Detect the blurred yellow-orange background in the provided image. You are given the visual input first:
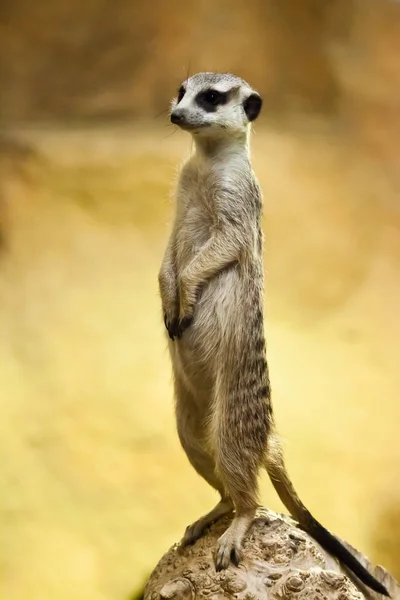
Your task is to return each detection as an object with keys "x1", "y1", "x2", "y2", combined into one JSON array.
[{"x1": 1, "y1": 1, "x2": 400, "y2": 599}]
